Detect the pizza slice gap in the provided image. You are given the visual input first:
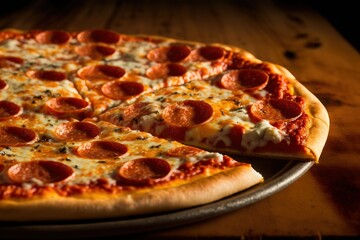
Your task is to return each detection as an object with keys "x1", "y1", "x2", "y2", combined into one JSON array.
[
  {"x1": 0, "y1": 120, "x2": 262, "y2": 221},
  {"x1": 99, "y1": 67, "x2": 329, "y2": 162}
]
